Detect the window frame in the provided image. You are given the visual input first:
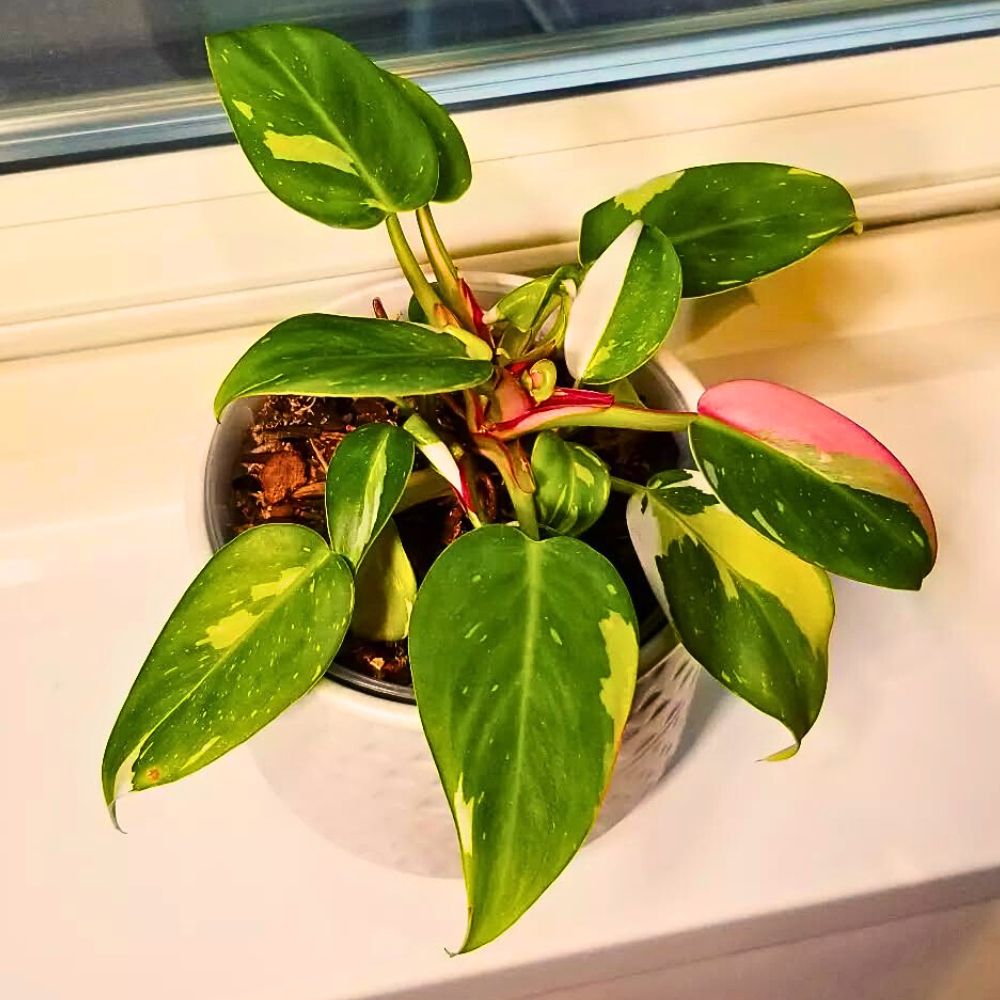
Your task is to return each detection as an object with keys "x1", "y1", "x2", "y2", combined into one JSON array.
[{"x1": 0, "y1": 34, "x2": 998, "y2": 360}]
